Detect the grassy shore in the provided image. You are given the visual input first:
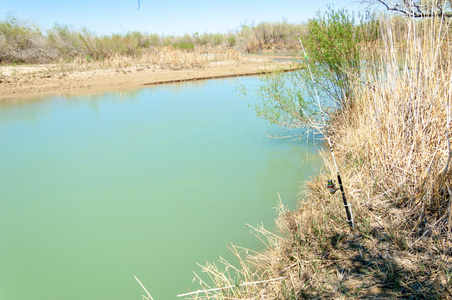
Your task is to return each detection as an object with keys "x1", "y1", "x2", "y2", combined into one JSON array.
[
  {"x1": 0, "y1": 17, "x2": 305, "y2": 99},
  {"x1": 185, "y1": 14, "x2": 452, "y2": 300},
  {"x1": 0, "y1": 53, "x2": 301, "y2": 99}
]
